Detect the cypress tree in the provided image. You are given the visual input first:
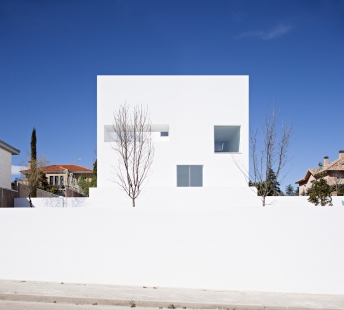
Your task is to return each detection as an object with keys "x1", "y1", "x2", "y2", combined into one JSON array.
[
  {"x1": 30, "y1": 128, "x2": 37, "y2": 199},
  {"x1": 31, "y1": 128, "x2": 37, "y2": 162},
  {"x1": 91, "y1": 159, "x2": 97, "y2": 188},
  {"x1": 93, "y1": 159, "x2": 97, "y2": 175}
]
